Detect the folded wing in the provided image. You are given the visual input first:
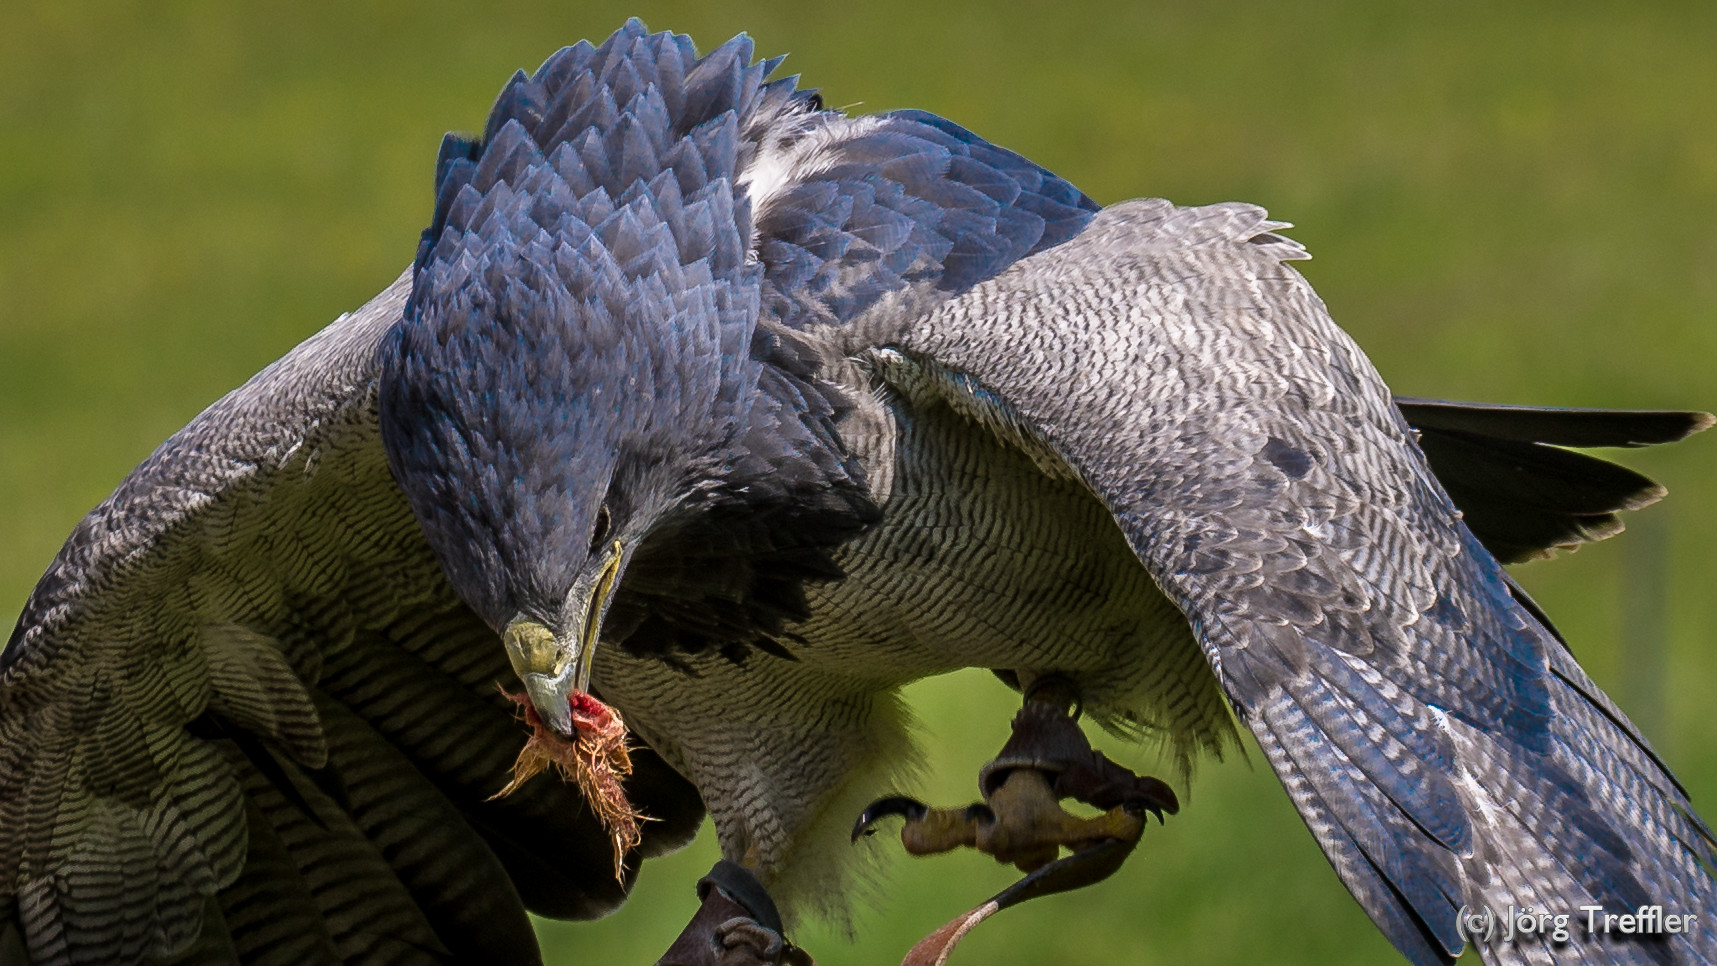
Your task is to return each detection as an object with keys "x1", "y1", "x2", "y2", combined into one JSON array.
[{"x1": 0, "y1": 276, "x2": 703, "y2": 966}]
